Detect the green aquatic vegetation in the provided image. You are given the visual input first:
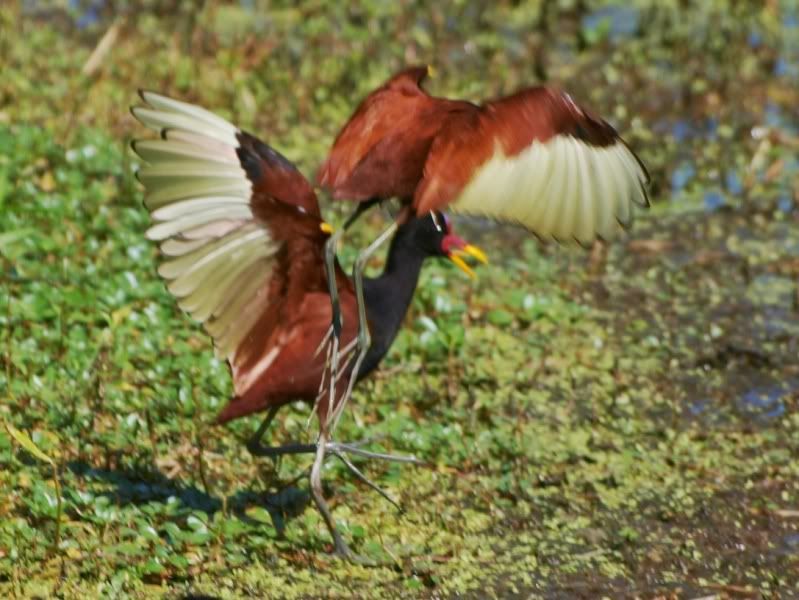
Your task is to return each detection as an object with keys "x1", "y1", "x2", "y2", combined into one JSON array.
[{"x1": 2, "y1": 0, "x2": 799, "y2": 597}]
